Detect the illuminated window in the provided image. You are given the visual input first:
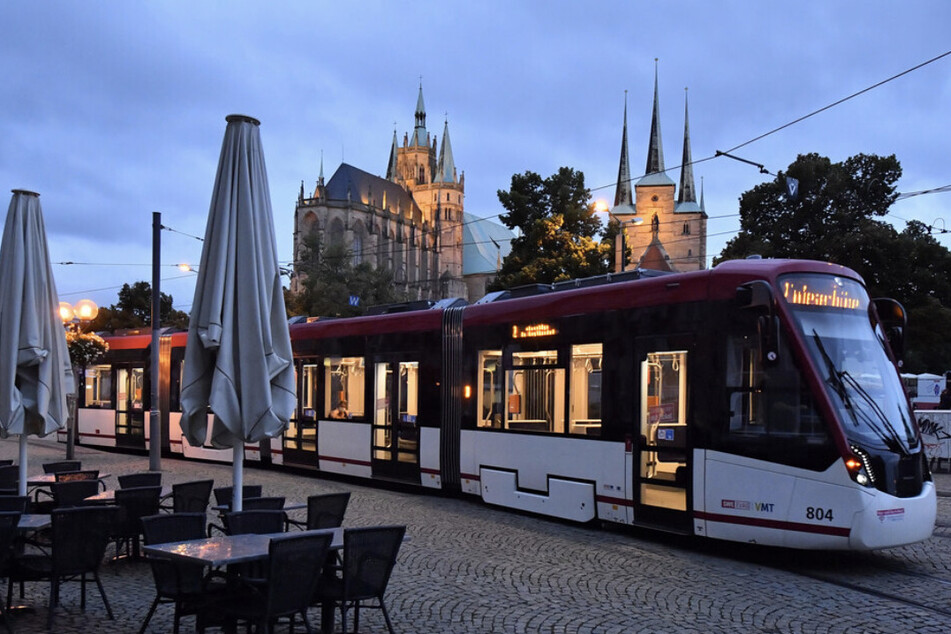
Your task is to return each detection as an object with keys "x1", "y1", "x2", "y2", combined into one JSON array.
[
  {"x1": 324, "y1": 357, "x2": 365, "y2": 419},
  {"x1": 569, "y1": 344, "x2": 602, "y2": 436},
  {"x1": 84, "y1": 364, "x2": 112, "y2": 408},
  {"x1": 478, "y1": 350, "x2": 503, "y2": 428},
  {"x1": 506, "y1": 349, "x2": 564, "y2": 433}
]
